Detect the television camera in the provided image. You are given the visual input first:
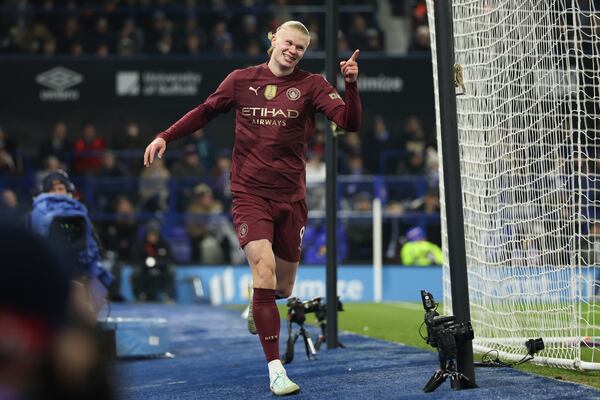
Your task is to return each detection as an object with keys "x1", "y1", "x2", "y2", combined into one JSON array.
[
  {"x1": 420, "y1": 290, "x2": 476, "y2": 392},
  {"x1": 282, "y1": 296, "x2": 344, "y2": 364}
]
